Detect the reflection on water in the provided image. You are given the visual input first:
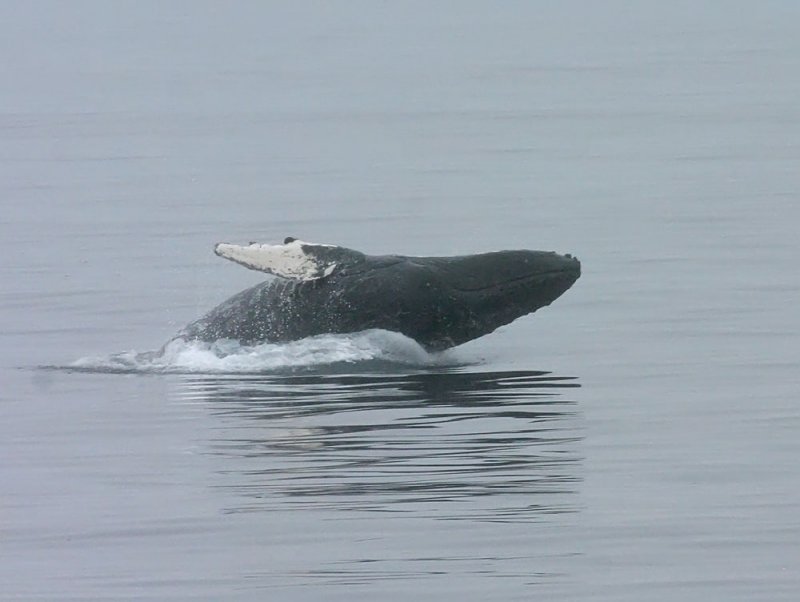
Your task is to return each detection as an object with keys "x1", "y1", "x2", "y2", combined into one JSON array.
[{"x1": 177, "y1": 369, "x2": 582, "y2": 523}]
